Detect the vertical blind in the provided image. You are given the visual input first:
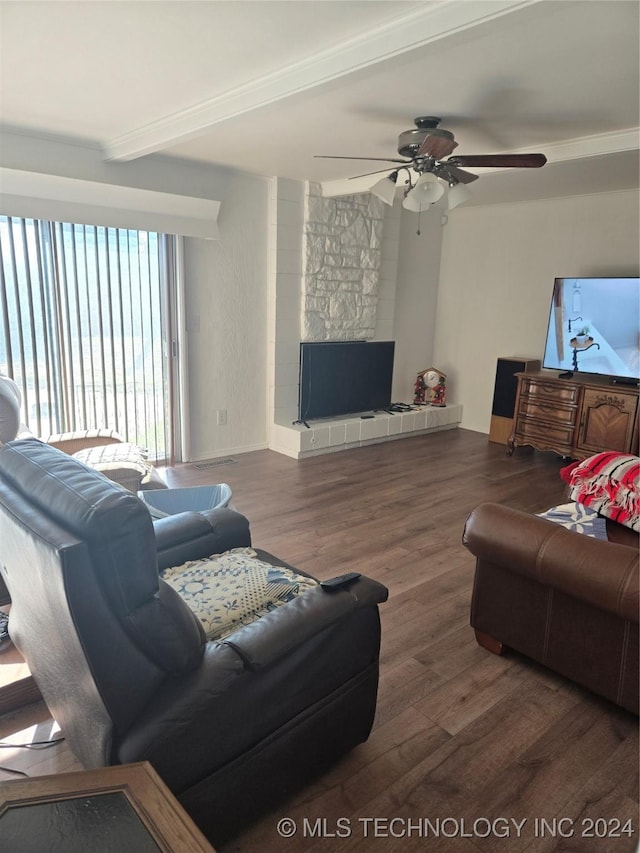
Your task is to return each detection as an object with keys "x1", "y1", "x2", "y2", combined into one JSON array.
[{"x1": 0, "y1": 216, "x2": 172, "y2": 461}]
